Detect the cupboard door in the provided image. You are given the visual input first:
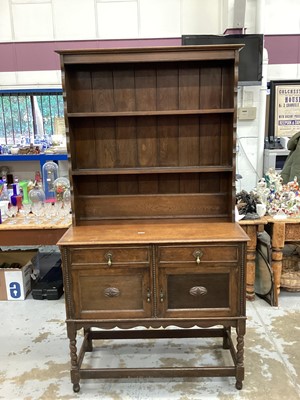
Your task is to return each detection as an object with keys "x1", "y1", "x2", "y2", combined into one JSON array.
[
  {"x1": 157, "y1": 265, "x2": 239, "y2": 318},
  {"x1": 71, "y1": 265, "x2": 152, "y2": 319}
]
